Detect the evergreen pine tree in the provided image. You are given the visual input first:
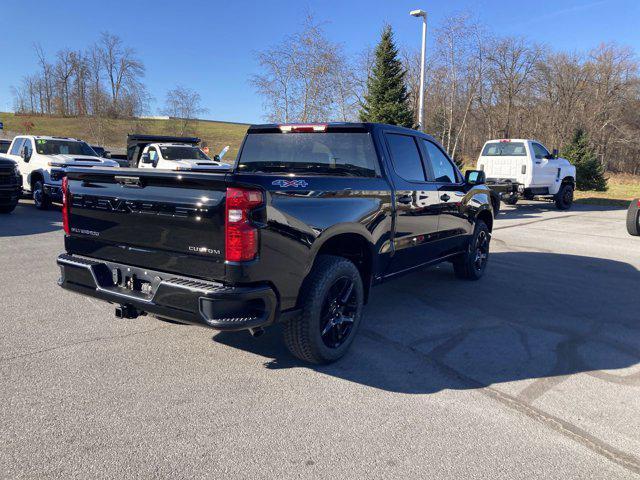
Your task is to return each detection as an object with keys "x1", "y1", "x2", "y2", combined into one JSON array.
[
  {"x1": 561, "y1": 129, "x2": 608, "y2": 191},
  {"x1": 360, "y1": 25, "x2": 414, "y2": 128}
]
